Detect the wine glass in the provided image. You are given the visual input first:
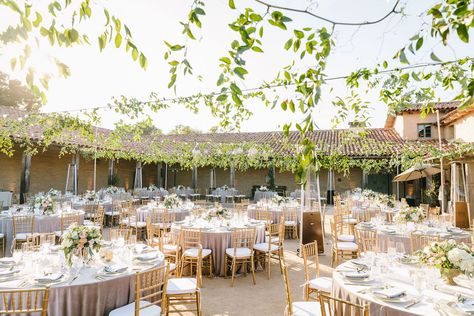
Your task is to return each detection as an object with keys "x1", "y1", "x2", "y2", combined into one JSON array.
[{"x1": 396, "y1": 242, "x2": 405, "y2": 257}]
